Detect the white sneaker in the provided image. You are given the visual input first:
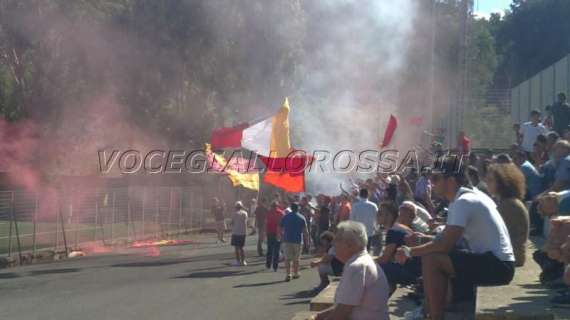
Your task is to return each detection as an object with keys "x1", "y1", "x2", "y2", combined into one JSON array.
[{"x1": 241, "y1": 260, "x2": 248, "y2": 266}]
